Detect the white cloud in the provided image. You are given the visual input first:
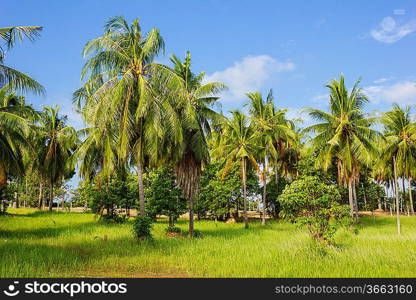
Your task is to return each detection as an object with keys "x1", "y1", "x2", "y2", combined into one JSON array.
[
  {"x1": 373, "y1": 77, "x2": 394, "y2": 84},
  {"x1": 311, "y1": 93, "x2": 328, "y2": 104},
  {"x1": 371, "y1": 16, "x2": 416, "y2": 43},
  {"x1": 204, "y1": 55, "x2": 295, "y2": 102},
  {"x1": 364, "y1": 81, "x2": 416, "y2": 105}
]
